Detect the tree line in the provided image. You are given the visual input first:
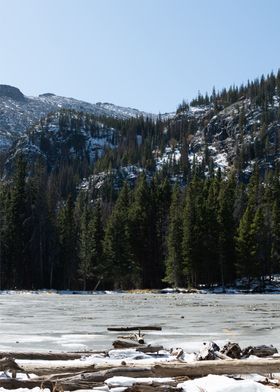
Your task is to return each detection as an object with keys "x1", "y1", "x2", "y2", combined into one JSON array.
[
  {"x1": 0, "y1": 154, "x2": 279, "y2": 290},
  {"x1": 177, "y1": 69, "x2": 280, "y2": 112}
]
